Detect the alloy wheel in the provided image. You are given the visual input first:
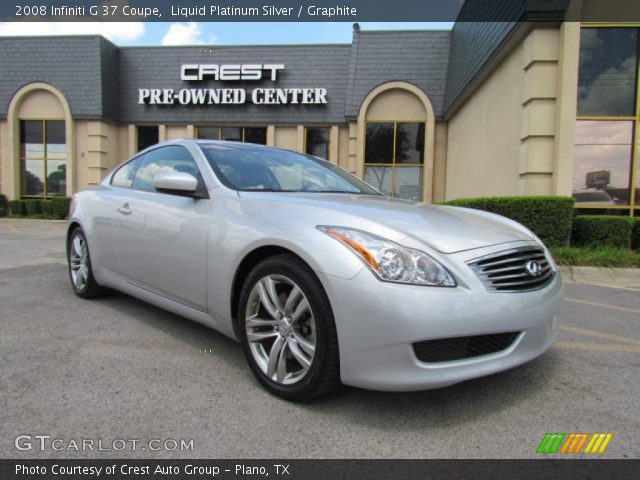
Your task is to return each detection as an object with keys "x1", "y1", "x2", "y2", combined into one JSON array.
[
  {"x1": 245, "y1": 274, "x2": 316, "y2": 385},
  {"x1": 69, "y1": 233, "x2": 89, "y2": 291}
]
